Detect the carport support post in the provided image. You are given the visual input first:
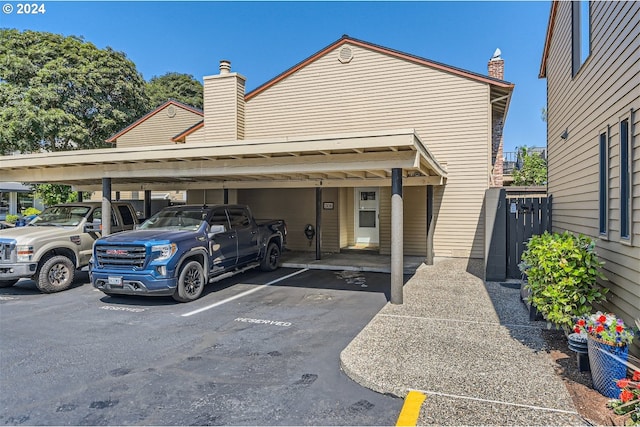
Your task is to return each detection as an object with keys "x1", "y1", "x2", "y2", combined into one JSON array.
[
  {"x1": 426, "y1": 185, "x2": 434, "y2": 265},
  {"x1": 101, "y1": 177, "x2": 112, "y2": 236},
  {"x1": 315, "y1": 187, "x2": 322, "y2": 260},
  {"x1": 144, "y1": 190, "x2": 151, "y2": 219},
  {"x1": 391, "y1": 168, "x2": 403, "y2": 304}
]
